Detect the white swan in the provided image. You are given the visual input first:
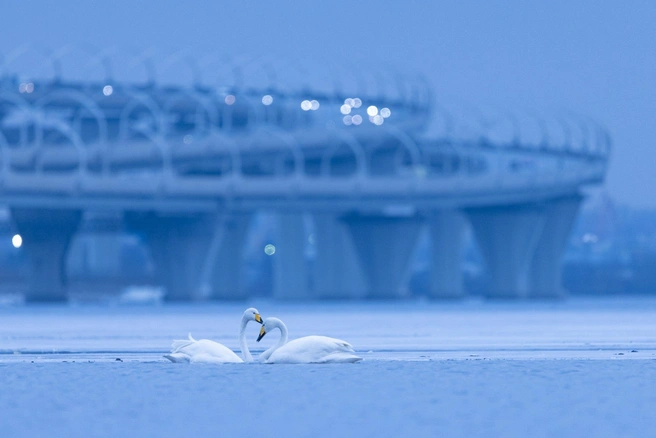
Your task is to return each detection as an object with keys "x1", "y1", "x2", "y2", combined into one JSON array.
[
  {"x1": 256, "y1": 317, "x2": 362, "y2": 364},
  {"x1": 164, "y1": 308, "x2": 262, "y2": 363}
]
